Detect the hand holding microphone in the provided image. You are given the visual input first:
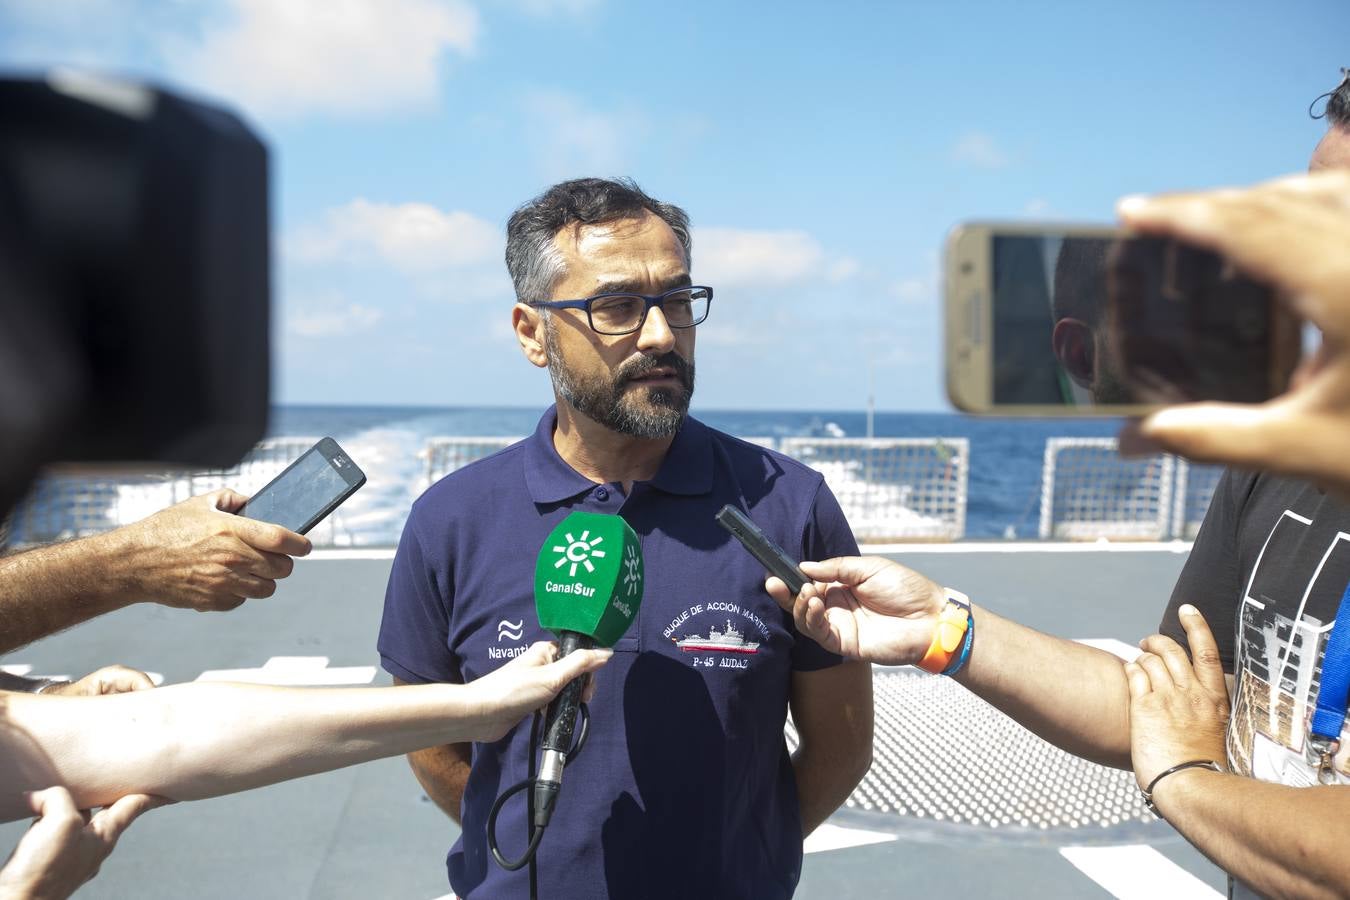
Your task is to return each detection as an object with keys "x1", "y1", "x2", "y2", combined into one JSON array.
[
  {"x1": 469, "y1": 641, "x2": 612, "y2": 744},
  {"x1": 489, "y1": 511, "x2": 645, "y2": 871}
]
